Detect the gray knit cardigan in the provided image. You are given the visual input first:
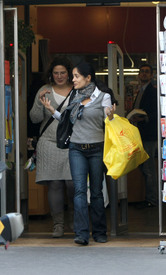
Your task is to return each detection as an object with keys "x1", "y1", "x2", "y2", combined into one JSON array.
[{"x1": 29, "y1": 84, "x2": 72, "y2": 183}]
